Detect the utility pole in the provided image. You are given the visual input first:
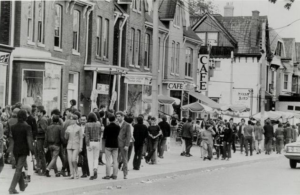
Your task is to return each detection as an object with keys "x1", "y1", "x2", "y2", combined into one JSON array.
[
  {"x1": 151, "y1": 0, "x2": 159, "y2": 118},
  {"x1": 230, "y1": 51, "x2": 234, "y2": 104},
  {"x1": 260, "y1": 21, "x2": 267, "y2": 126}
]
